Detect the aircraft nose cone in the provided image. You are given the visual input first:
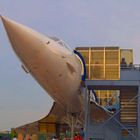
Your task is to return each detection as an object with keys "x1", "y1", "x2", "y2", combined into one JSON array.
[{"x1": 1, "y1": 16, "x2": 46, "y2": 62}]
